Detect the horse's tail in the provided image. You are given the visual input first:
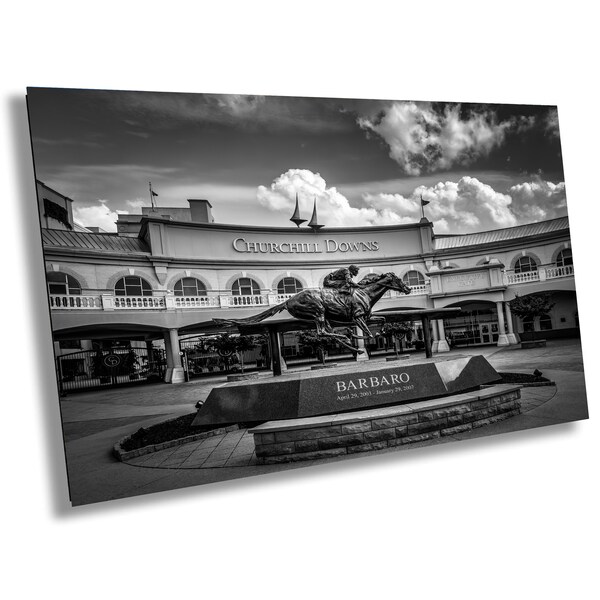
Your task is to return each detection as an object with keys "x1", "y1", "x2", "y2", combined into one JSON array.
[{"x1": 212, "y1": 300, "x2": 288, "y2": 327}]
